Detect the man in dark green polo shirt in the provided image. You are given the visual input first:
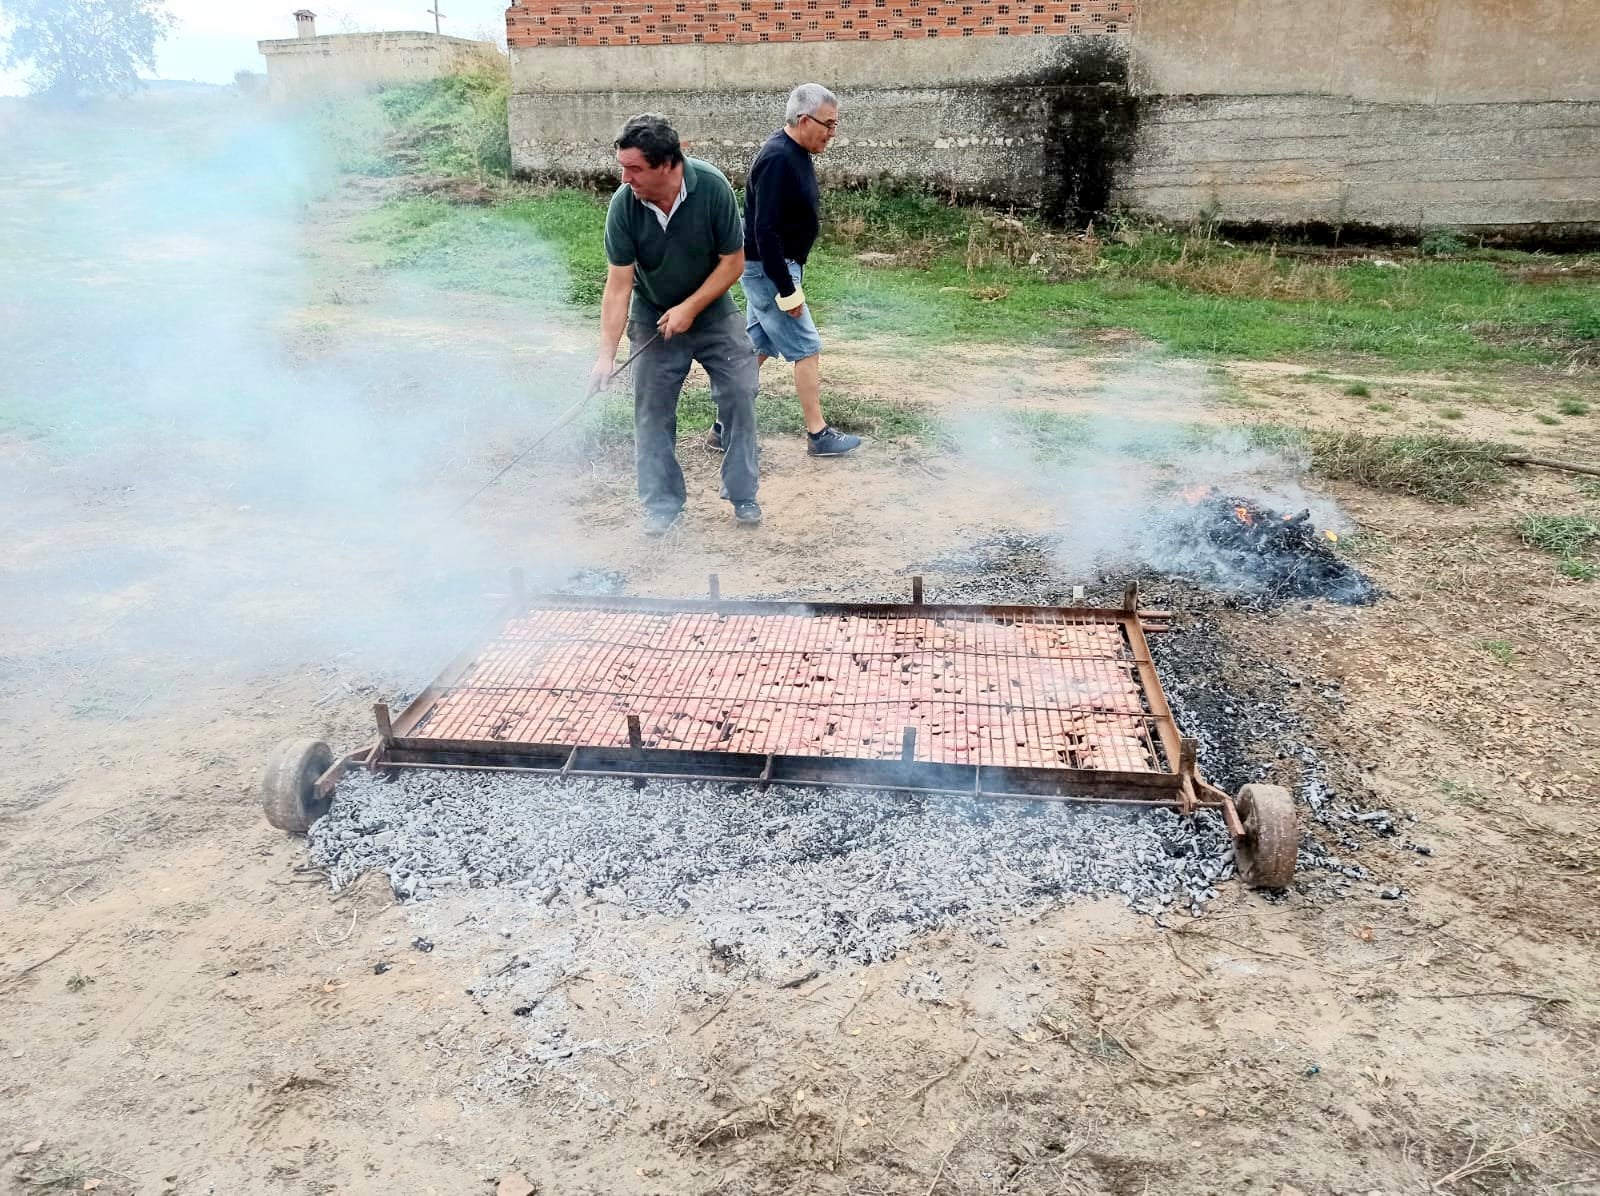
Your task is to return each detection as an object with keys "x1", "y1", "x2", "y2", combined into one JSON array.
[{"x1": 587, "y1": 114, "x2": 760, "y2": 536}]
